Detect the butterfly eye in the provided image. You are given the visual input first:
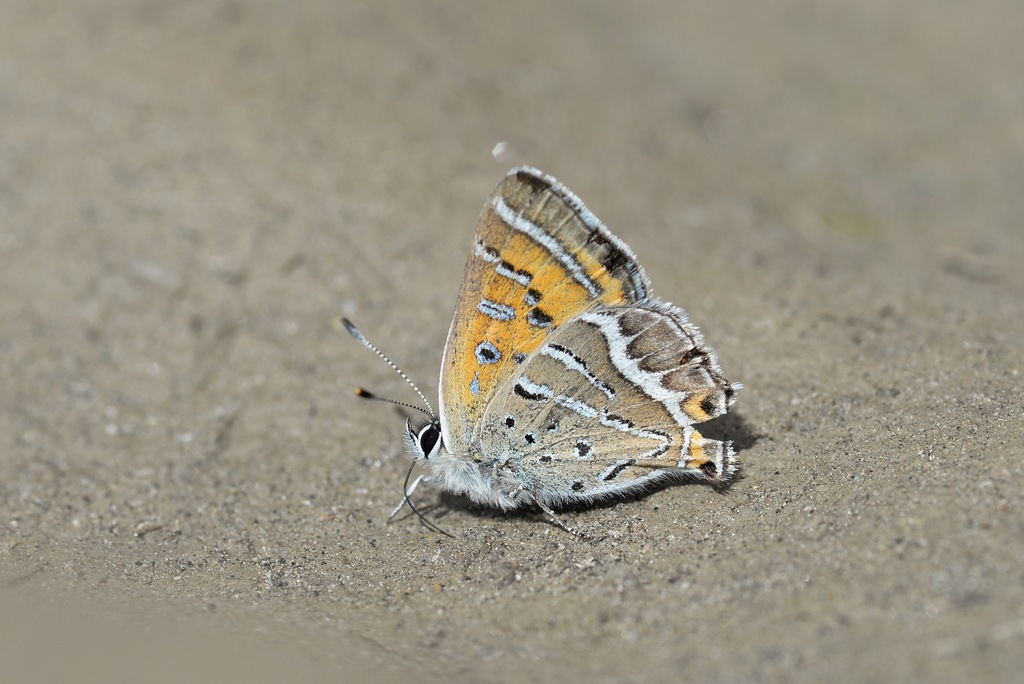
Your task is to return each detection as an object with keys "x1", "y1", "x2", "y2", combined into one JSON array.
[{"x1": 417, "y1": 424, "x2": 442, "y2": 459}]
